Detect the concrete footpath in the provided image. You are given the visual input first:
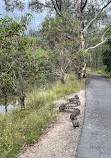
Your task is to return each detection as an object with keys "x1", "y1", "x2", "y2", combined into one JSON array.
[{"x1": 76, "y1": 72, "x2": 111, "y2": 158}]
